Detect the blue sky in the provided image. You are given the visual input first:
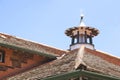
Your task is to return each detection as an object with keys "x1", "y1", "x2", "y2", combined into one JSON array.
[{"x1": 0, "y1": 0, "x2": 120, "y2": 57}]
